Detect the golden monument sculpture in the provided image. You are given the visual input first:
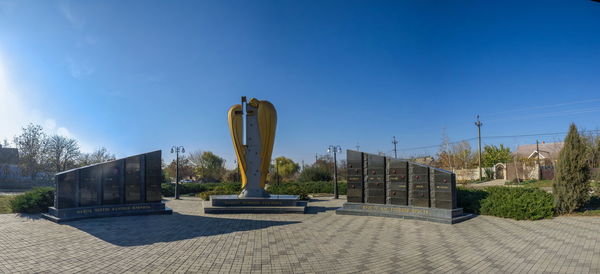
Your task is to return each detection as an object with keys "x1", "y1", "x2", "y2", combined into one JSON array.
[
  {"x1": 228, "y1": 96, "x2": 276, "y2": 197},
  {"x1": 203, "y1": 96, "x2": 306, "y2": 213}
]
